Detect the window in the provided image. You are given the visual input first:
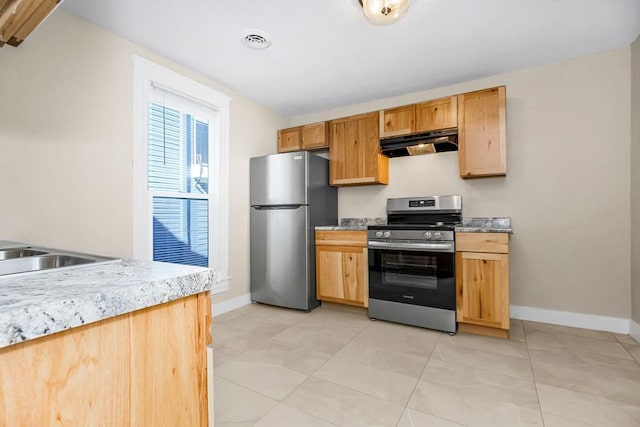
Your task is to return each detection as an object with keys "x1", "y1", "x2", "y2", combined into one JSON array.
[
  {"x1": 133, "y1": 55, "x2": 230, "y2": 294},
  {"x1": 147, "y1": 99, "x2": 210, "y2": 267}
]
